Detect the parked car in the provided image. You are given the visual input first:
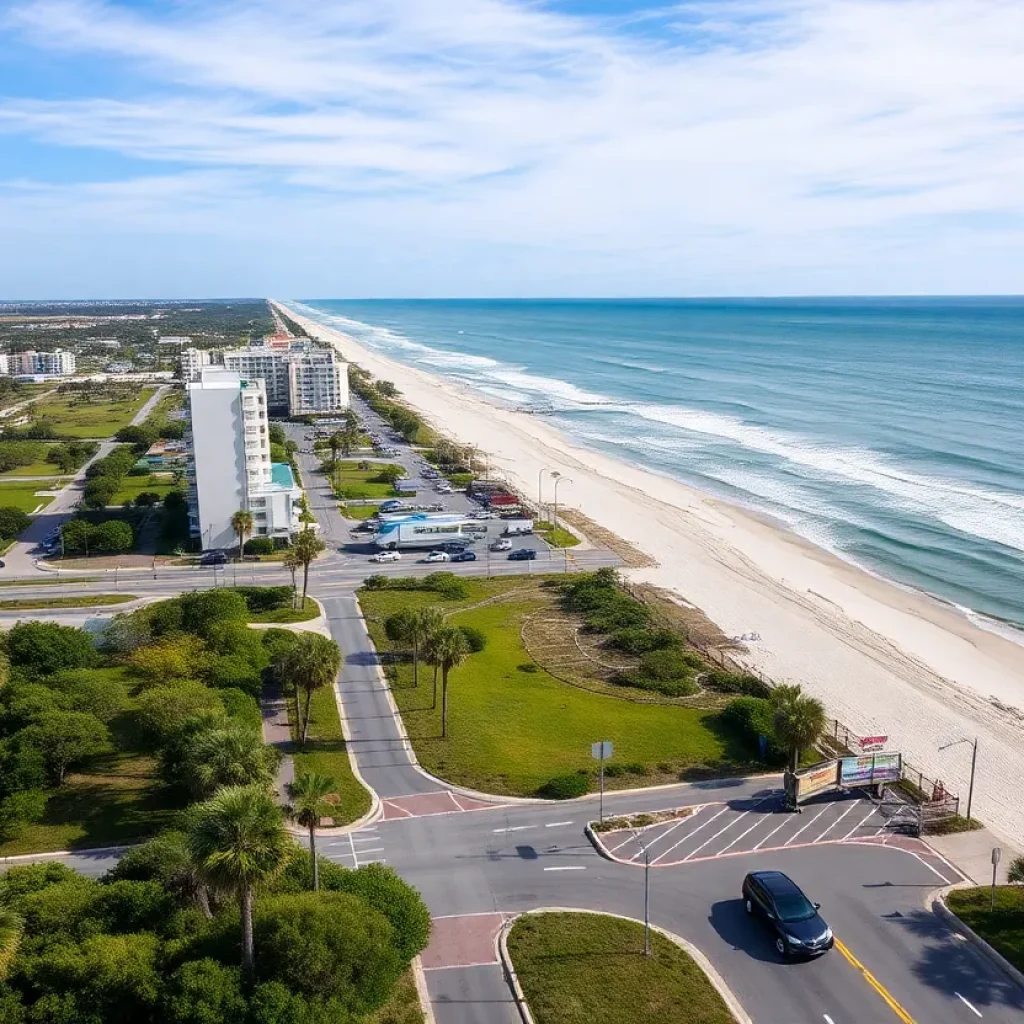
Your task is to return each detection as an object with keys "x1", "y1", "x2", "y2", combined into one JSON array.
[
  {"x1": 424, "y1": 551, "x2": 450, "y2": 563},
  {"x1": 370, "y1": 550, "x2": 402, "y2": 563},
  {"x1": 451, "y1": 550, "x2": 477, "y2": 562},
  {"x1": 508, "y1": 548, "x2": 537, "y2": 561},
  {"x1": 742, "y1": 871, "x2": 833, "y2": 958},
  {"x1": 200, "y1": 551, "x2": 228, "y2": 566},
  {"x1": 427, "y1": 502, "x2": 445, "y2": 511},
  {"x1": 490, "y1": 538, "x2": 513, "y2": 552},
  {"x1": 436, "y1": 484, "x2": 453, "y2": 494}
]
